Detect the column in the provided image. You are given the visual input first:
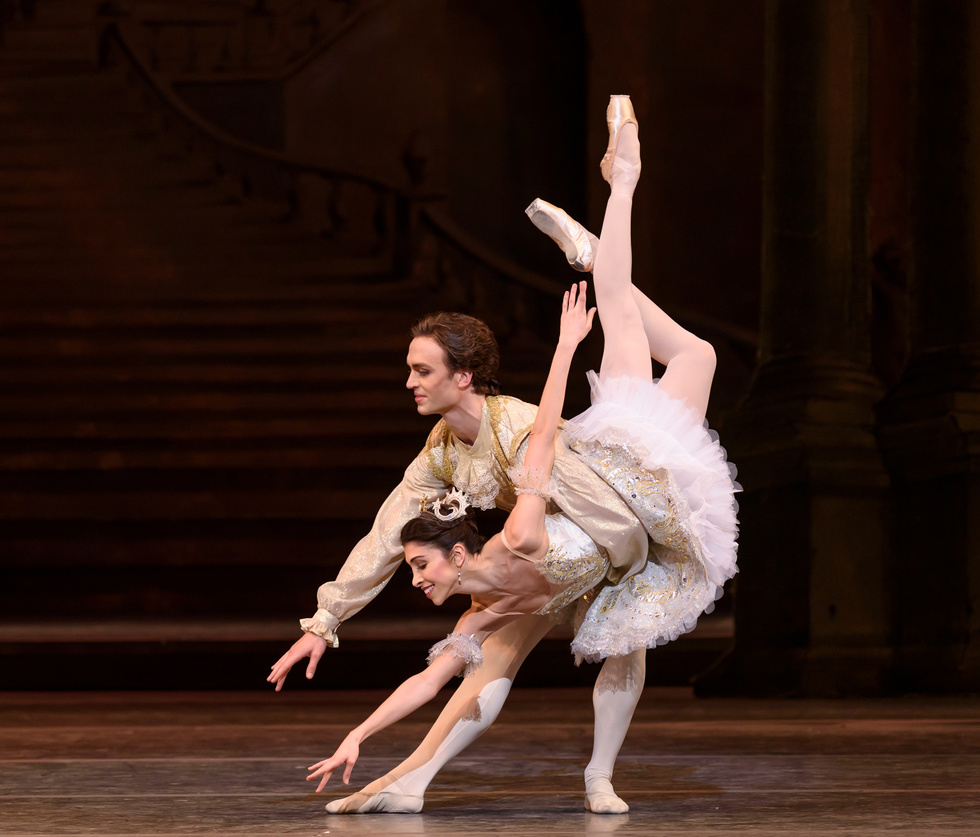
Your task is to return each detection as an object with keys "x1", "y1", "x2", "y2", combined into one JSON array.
[
  {"x1": 876, "y1": 0, "x2": 980, "y2": 692},
  {"x1": 698, "y1": 0, "x2": 892, "y2": 696}
]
